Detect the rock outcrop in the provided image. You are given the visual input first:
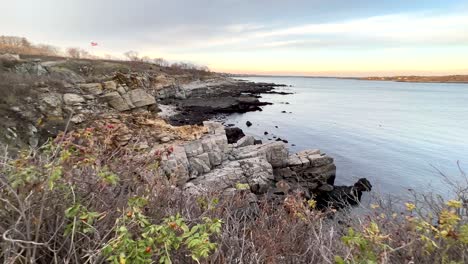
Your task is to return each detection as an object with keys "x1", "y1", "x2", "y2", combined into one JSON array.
[{"x1": 154, "y1": 122, "x2": 336, "y2": 199}]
